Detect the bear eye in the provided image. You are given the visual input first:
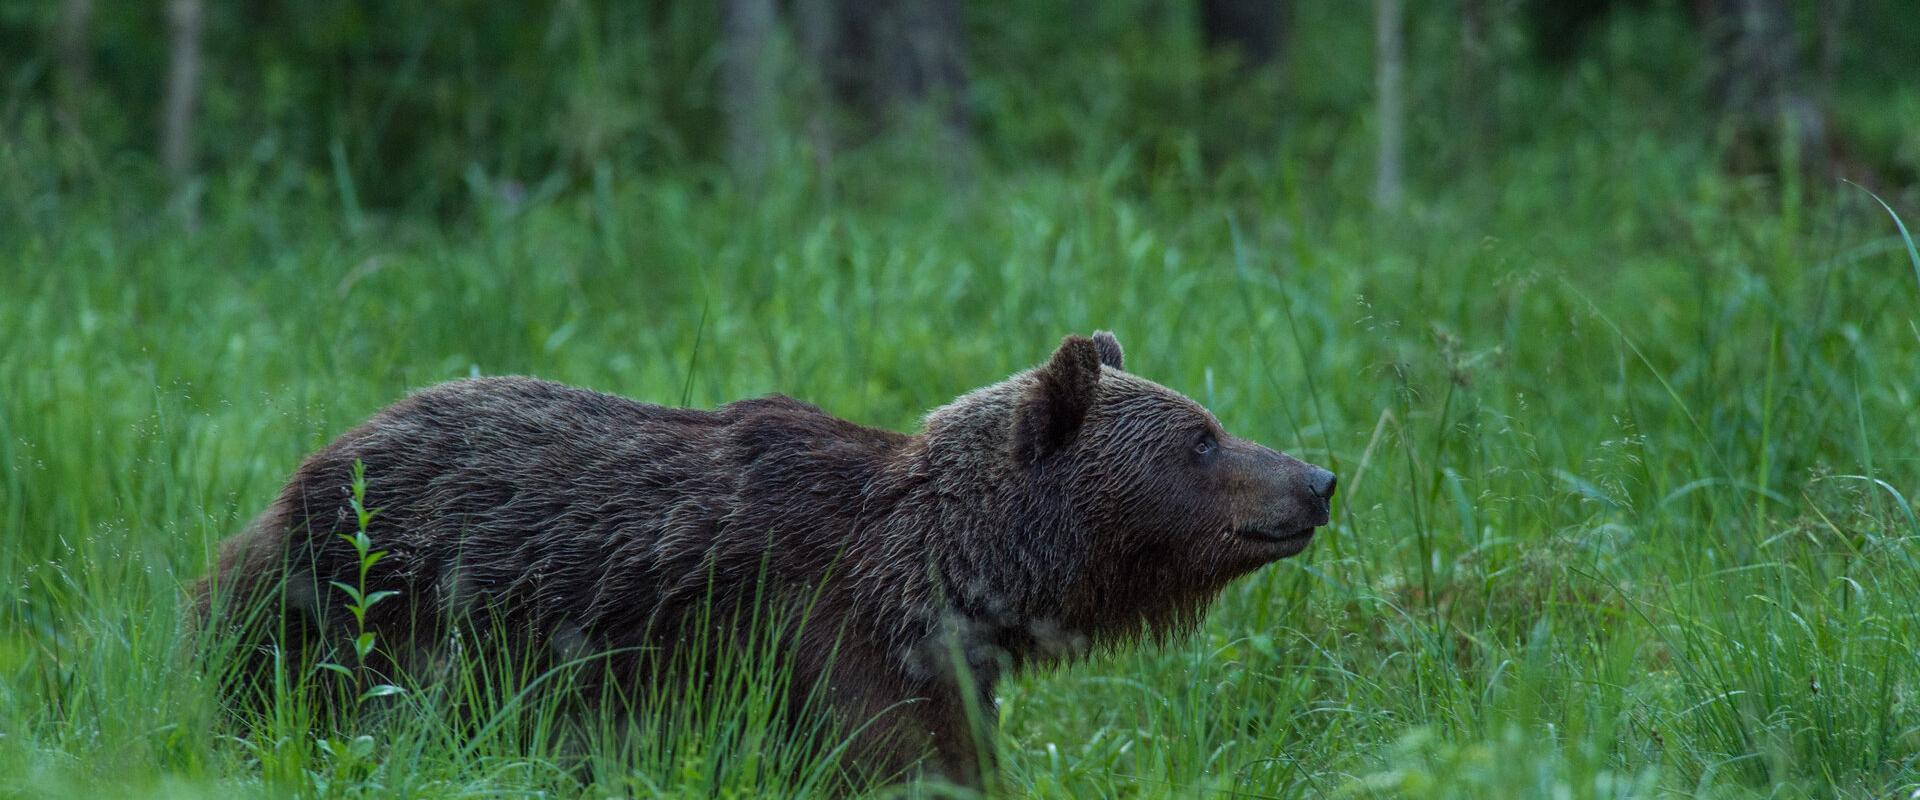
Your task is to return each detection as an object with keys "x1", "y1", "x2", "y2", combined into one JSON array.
[{"x1": 1192, "y1": 431, "x2": 1216, "y2": 457}]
